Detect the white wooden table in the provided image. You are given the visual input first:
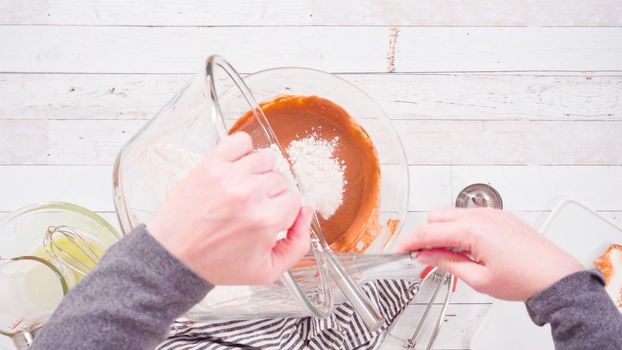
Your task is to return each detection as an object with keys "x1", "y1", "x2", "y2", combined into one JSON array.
[{"x1": 1, "y1": 1, "x2": 621, "y2": 349}]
